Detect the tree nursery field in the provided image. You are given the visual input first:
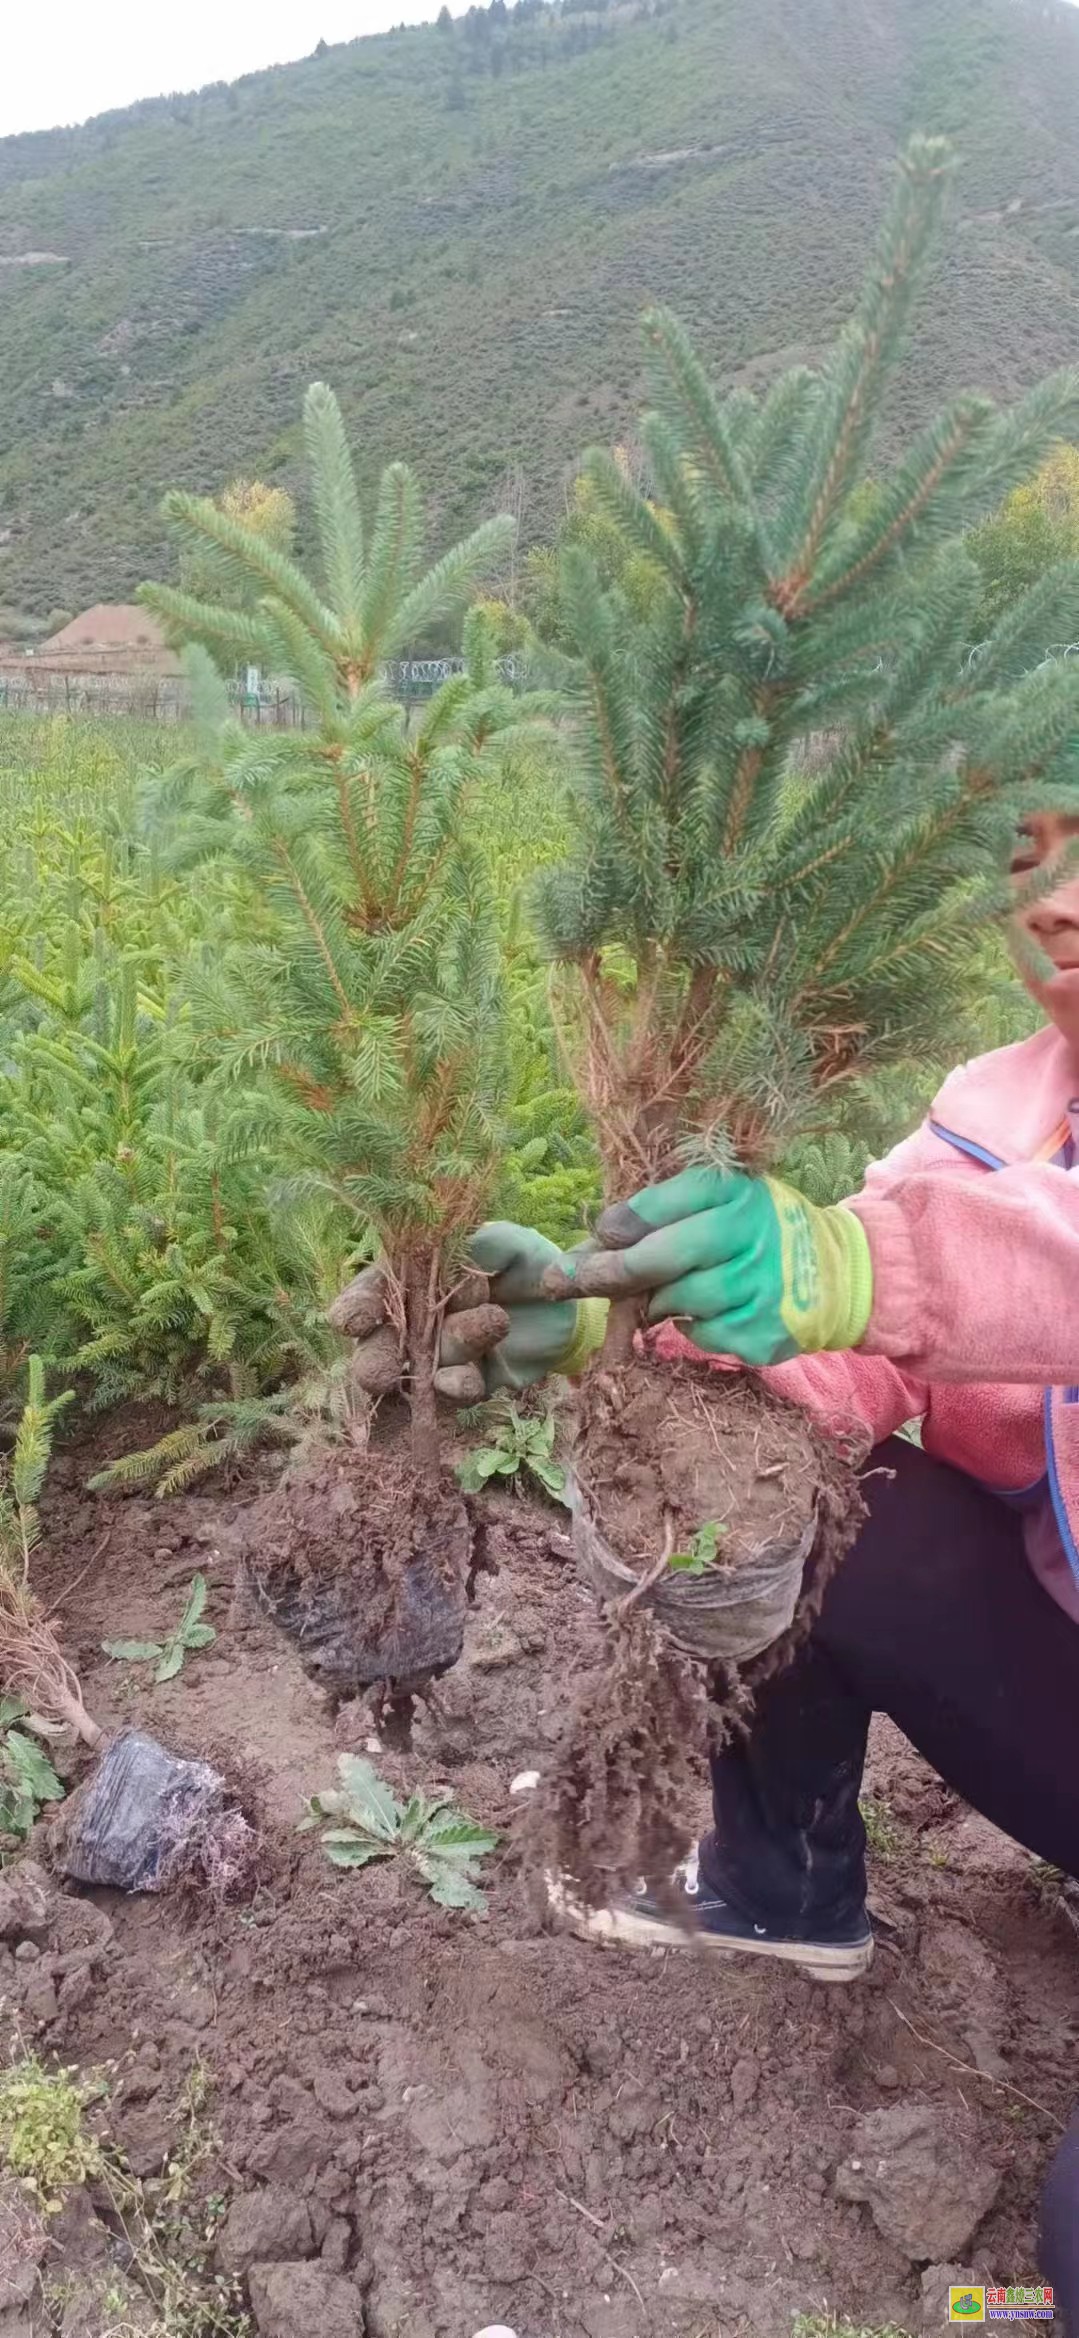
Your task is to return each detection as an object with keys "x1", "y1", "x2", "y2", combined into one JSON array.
[{"x1": 1, "y1": 129, "x2": 1079, "y2": 2338}]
